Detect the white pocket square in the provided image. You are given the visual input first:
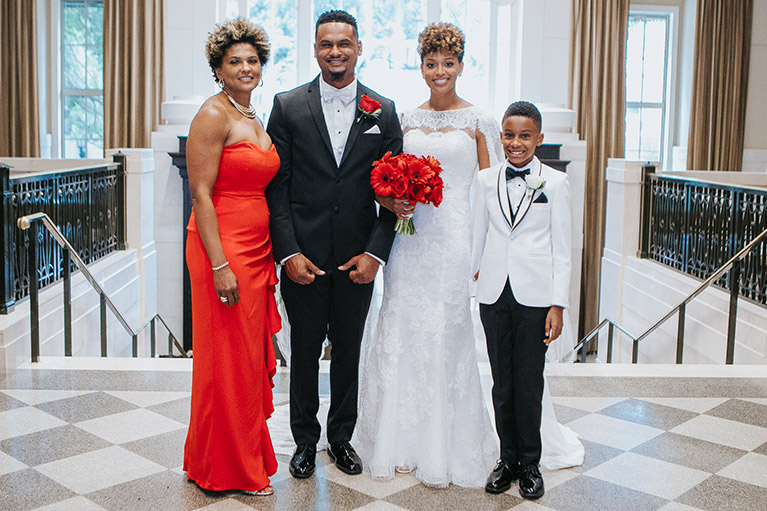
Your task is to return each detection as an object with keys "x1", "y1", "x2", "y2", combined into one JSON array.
[{"x1": 363, "y1": 125, "x2": 381, "y2": 135}]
